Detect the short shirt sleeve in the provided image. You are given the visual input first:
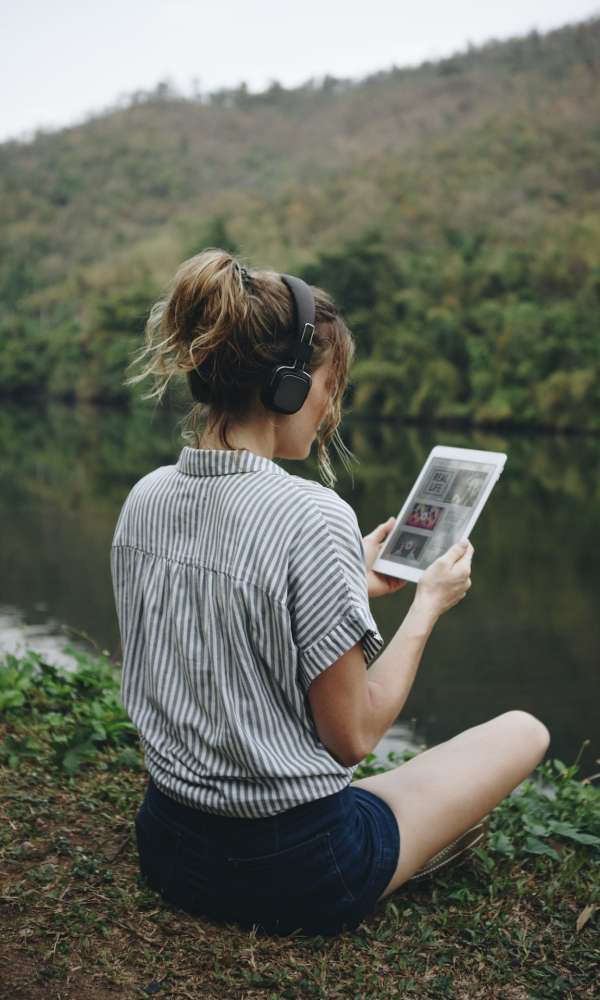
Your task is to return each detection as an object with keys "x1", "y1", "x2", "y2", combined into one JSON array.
[{"x1": 287, "y1": 485, "x2": 385, "y2": 695}]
